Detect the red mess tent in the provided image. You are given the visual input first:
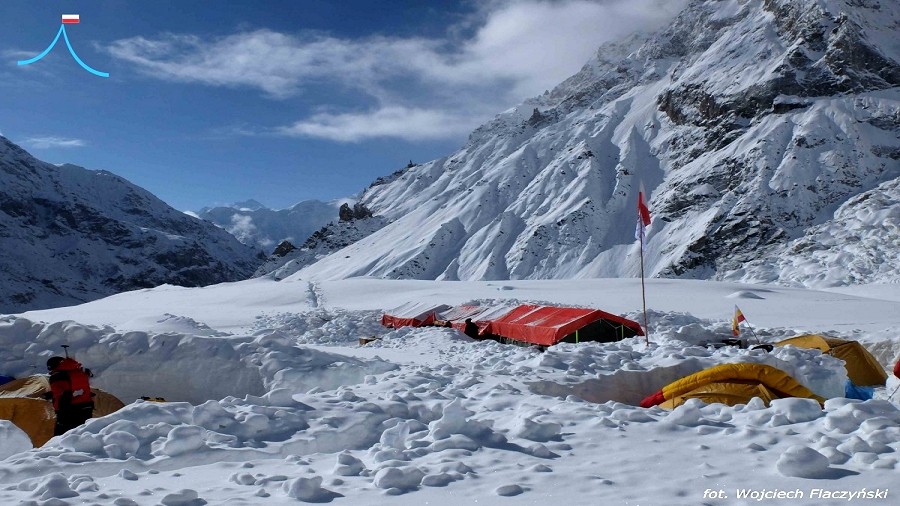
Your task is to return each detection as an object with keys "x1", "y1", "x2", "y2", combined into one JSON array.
[
  {"x1": 483, "y1": 304, "x2": 643, "y2": 347},
  {"x1": 381, "y1": 302, "x2": 451, "y2": 328}
]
